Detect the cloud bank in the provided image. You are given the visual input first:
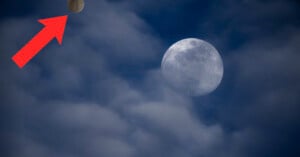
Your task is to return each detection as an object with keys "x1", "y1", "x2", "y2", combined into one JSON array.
[{"x1": 1, "y1": 0, "x2": 300, "y2": 157}]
